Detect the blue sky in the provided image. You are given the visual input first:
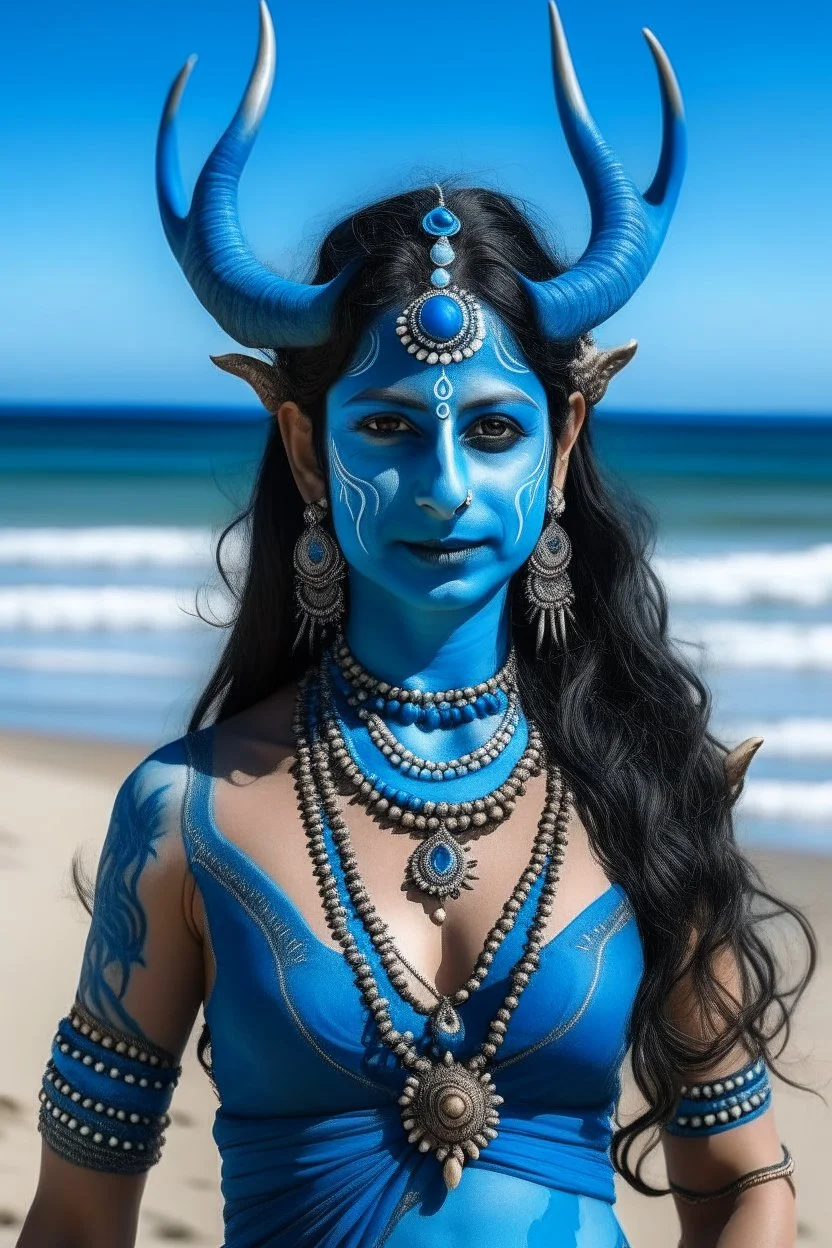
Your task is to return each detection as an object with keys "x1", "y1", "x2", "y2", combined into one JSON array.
[{"x1": 1, "y1": 0, "x2": 829, "y2": 412}]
